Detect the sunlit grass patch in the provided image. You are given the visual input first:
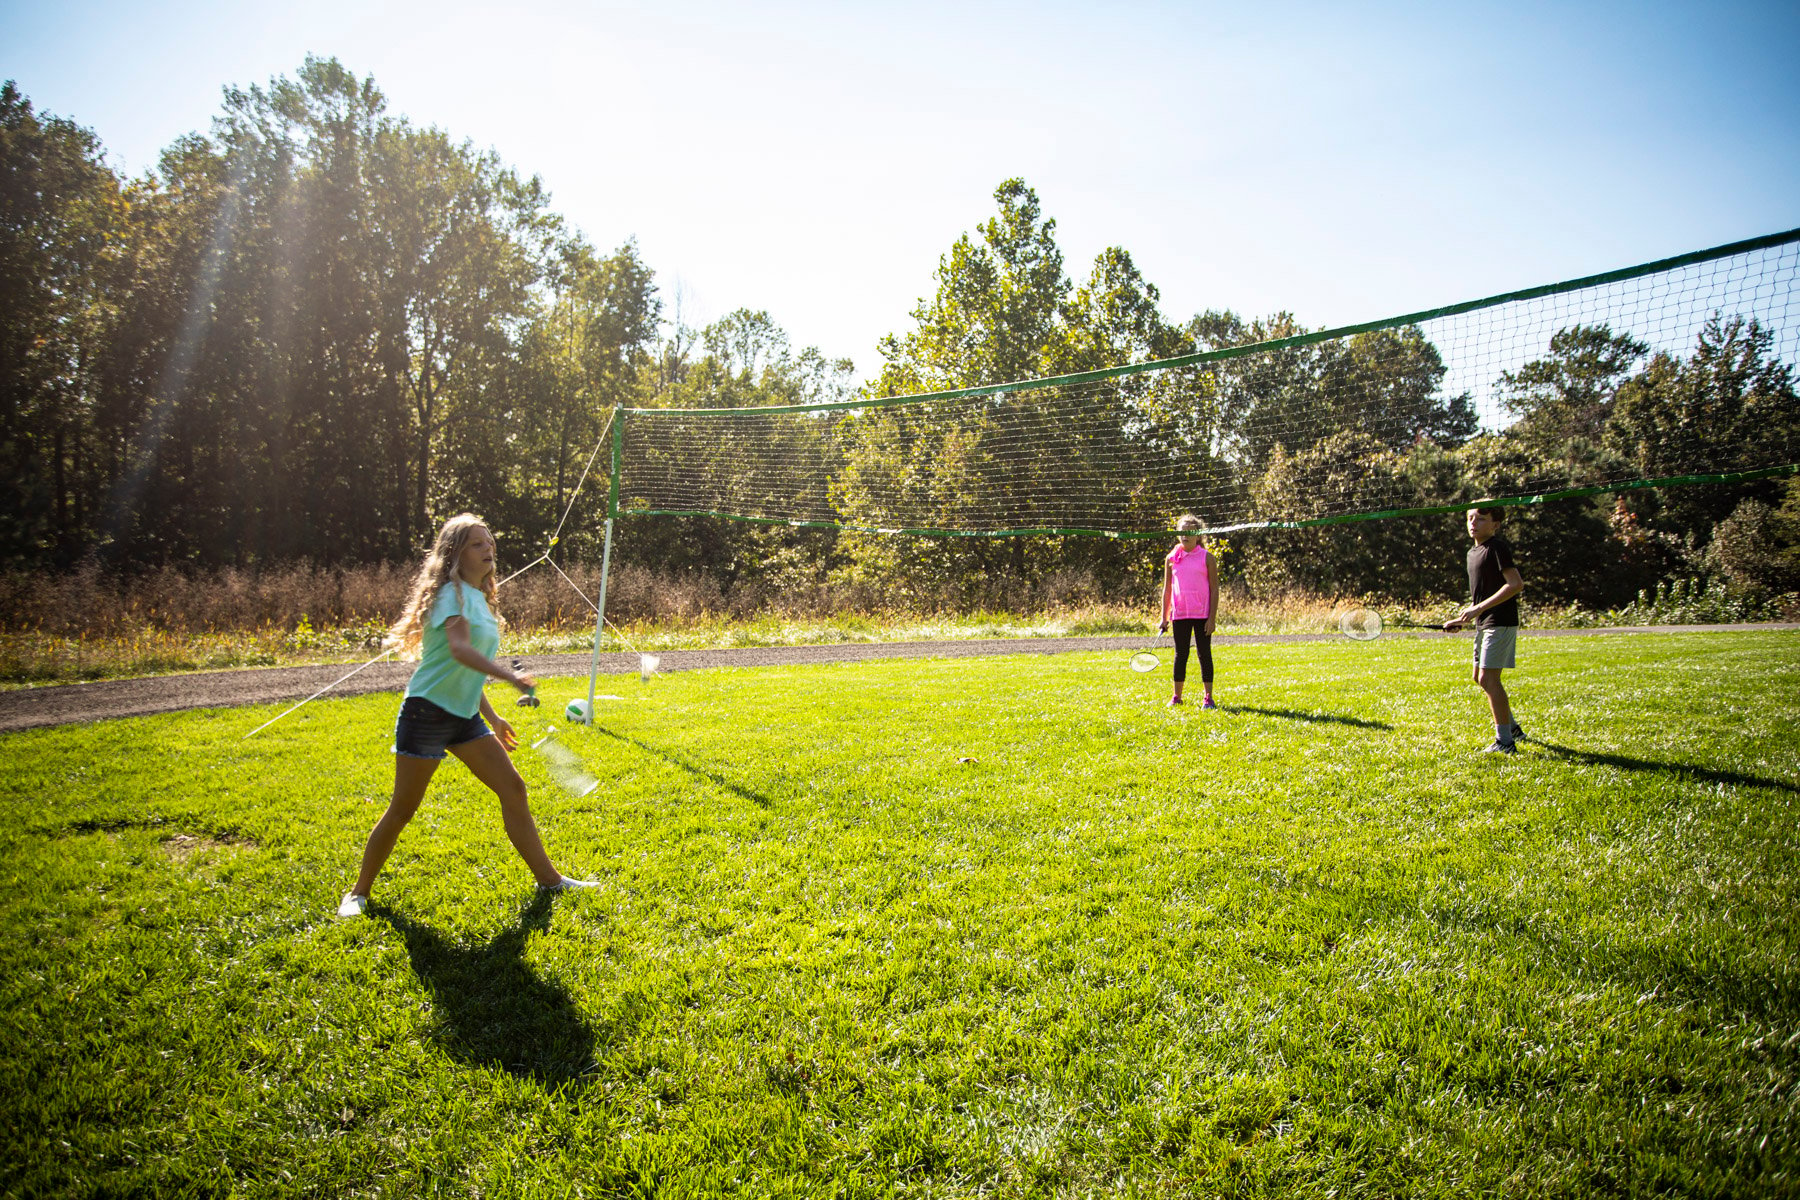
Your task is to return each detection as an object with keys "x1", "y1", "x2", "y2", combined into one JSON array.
[{"x1": 2, "y1": 633, "x2": 1796, "y2": 1195}]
